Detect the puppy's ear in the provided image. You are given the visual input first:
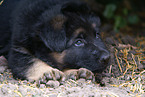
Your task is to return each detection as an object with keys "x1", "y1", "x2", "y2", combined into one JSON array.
[
  {"x1": 34, "y1": 16, "x2": 66, "y2": 52},
  {"x1": 50, "y1": 15, "x2": 67, "y2": 30},
  {"x1": 61, "y1": 1, "x2": 90, "y2": 16}
]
